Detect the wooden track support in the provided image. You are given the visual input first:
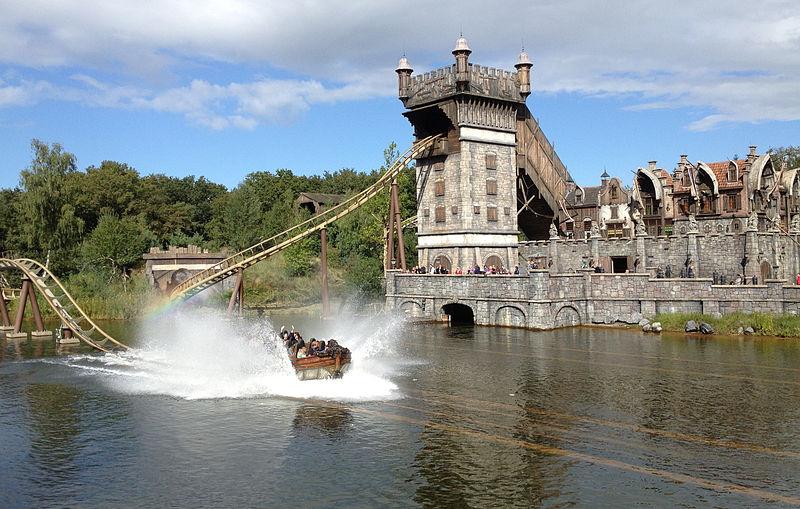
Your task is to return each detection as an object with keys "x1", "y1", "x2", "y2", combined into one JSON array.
[
  {"x1": 227, "y1": 267, "x2": 244, "y2": 317},
  {"x1": 386, "y1": 180, "x2": 407, "y2": 271},
  {"x1": 13, "y1": 278, "x2": 46, "y2": 334}
]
